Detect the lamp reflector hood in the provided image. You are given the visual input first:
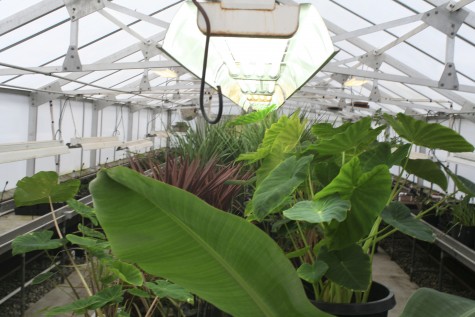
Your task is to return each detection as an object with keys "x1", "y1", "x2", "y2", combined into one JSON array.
[{"x1": 162, "y1": 1, "x2": 336, "y2": 111}]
